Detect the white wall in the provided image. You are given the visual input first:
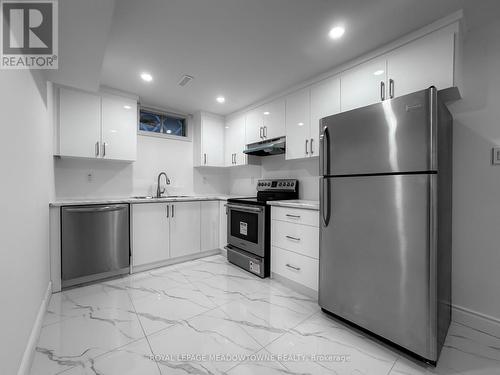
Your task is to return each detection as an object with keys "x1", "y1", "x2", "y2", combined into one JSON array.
[
  {"x1": 228, "y1": 156, "x2": 319, "y2": 200},
  {"x1": 449, "y1": 5, "x2": 500, "y2": 324},
  {"x1": 0, "y1": 71, "x2": 52, "y2": 374},
  {"x1": 54, "y1": 134, "x2": 229, "y2": 199}
]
